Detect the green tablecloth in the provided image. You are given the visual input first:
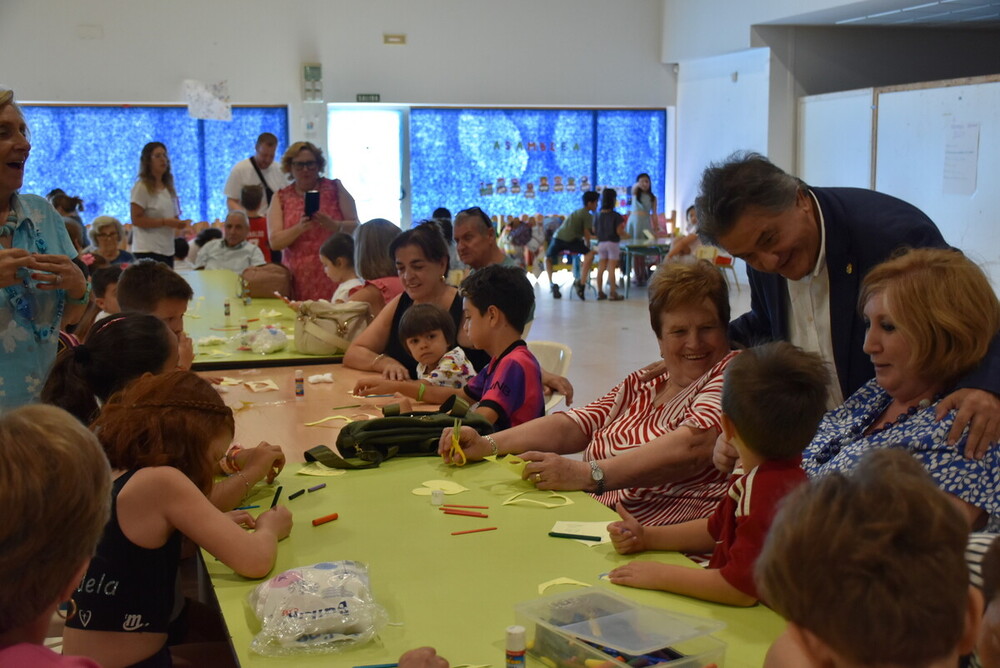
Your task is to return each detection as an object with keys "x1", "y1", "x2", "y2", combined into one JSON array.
[
  {"x1": 180, "y1": 269, "x2": 343, "y2": 370},
  {"x1": 204, "y1": 456, "x2": 784, "y2": 667}
]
